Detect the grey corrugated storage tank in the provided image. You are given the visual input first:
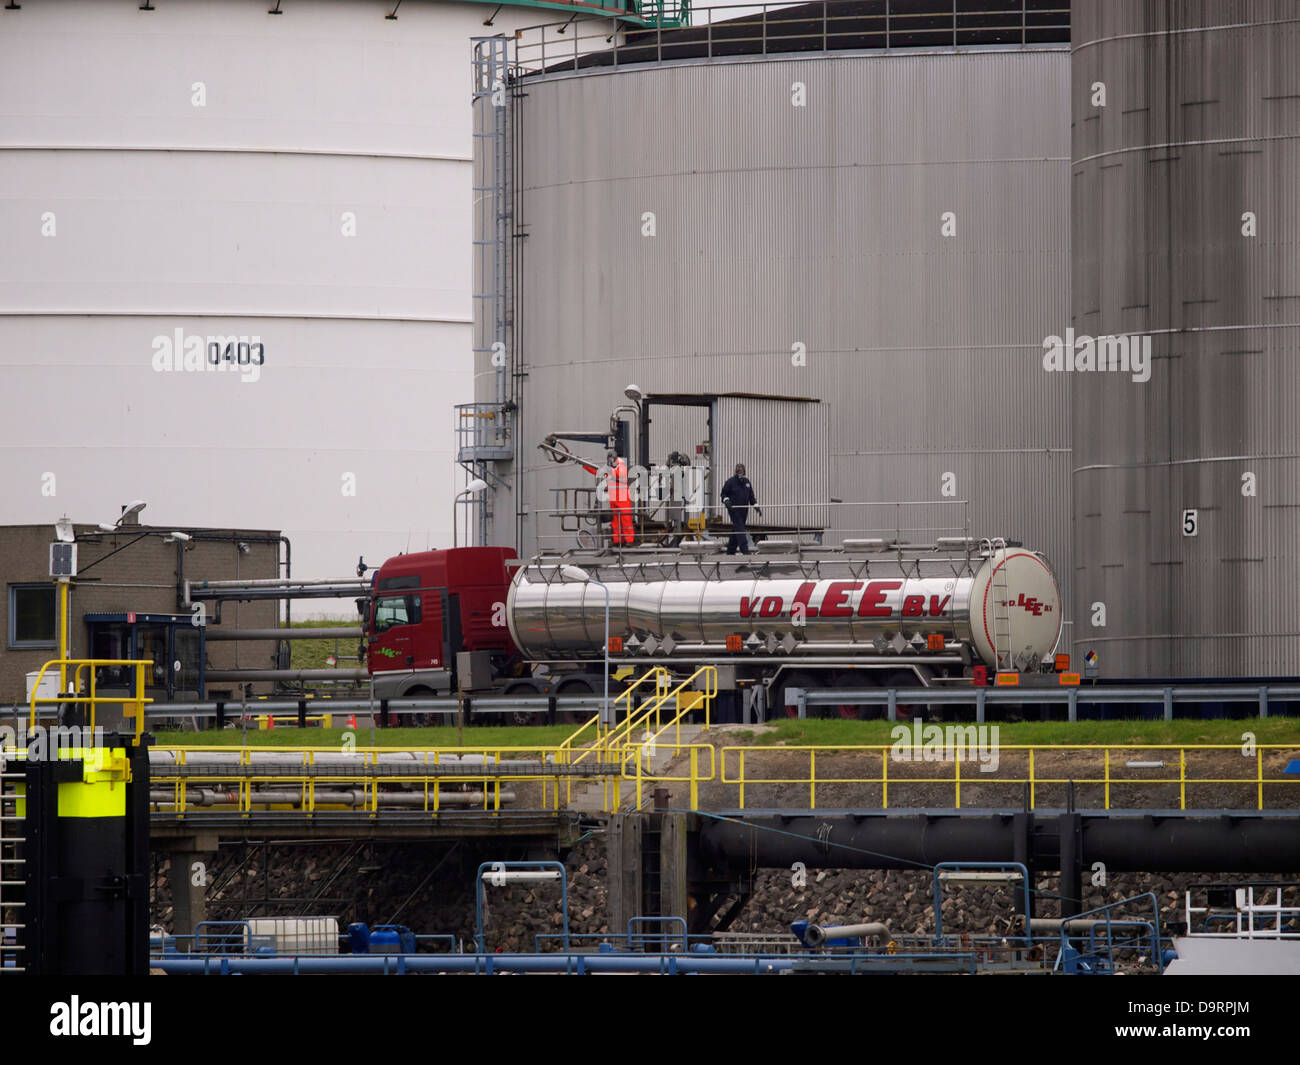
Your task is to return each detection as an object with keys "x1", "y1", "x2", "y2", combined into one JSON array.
[
  {"x1": 1071, "y1": 1, "x2": 1300, "y2": 677},
  {"x1": 476, "y1": 41, "x2": 1073, "y2": 647}
]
